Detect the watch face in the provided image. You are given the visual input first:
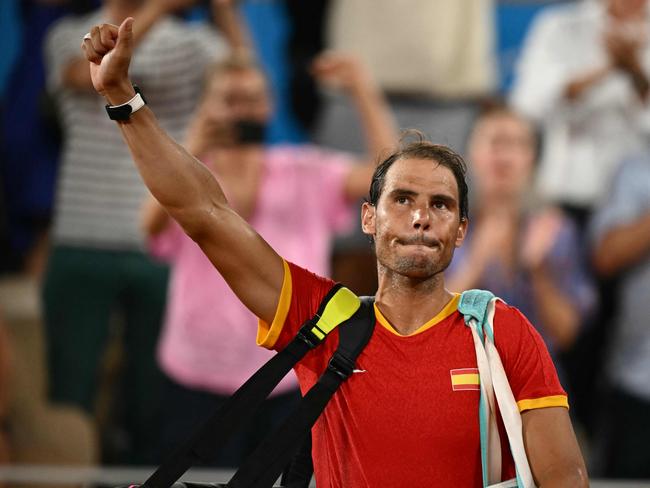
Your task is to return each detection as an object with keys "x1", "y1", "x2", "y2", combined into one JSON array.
[
  {"x1": 106, "y1": 104, "x2": 133, "y2": 121},
  {"x1": 105, "y1": 88, "x2": 144, "y2": 121}
]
